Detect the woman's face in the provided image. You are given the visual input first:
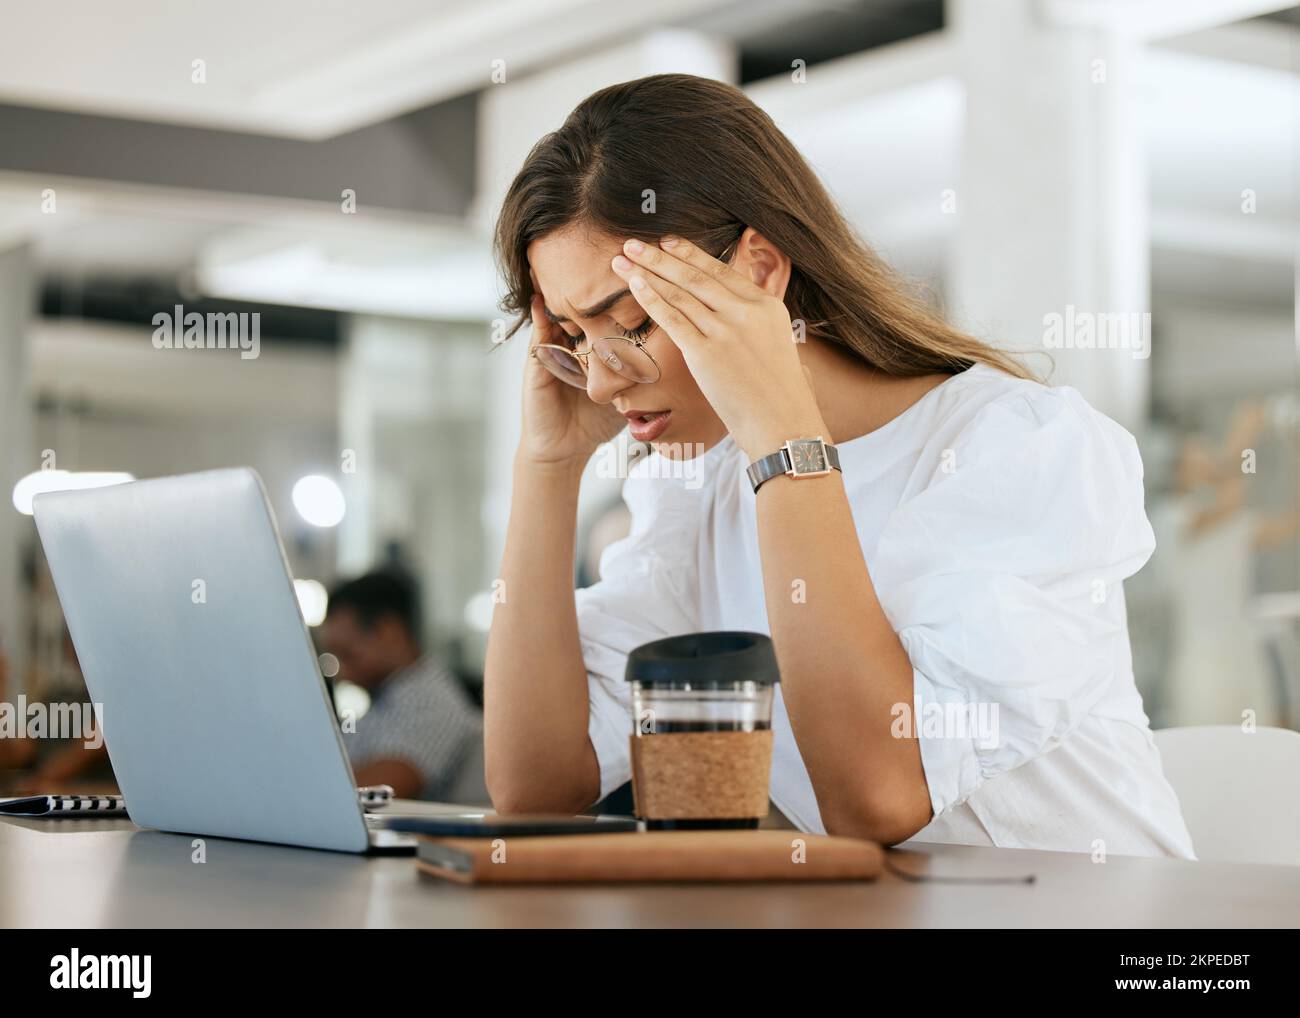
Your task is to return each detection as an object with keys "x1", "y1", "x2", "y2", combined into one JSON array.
[{"x1": 527, "y1": 224, "x2": 729, "y2": 459}]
